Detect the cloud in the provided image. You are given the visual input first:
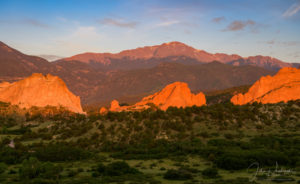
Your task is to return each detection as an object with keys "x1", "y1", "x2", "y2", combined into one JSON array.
[
  {"x1": 55, "y1": 26, "x2": 103, "y2": 54},
  {"x1": 23, "y1": 19, "x2": 48, "y2": 28},
  {"x1": 282, "y1": 1, "x2": 300, "y2": 17},
  {"x1": 100, "y1": 18, "x2": 138, "y2": 28},
  {"x1": 71, "y1": 26, "x2": 101, "y2": 39},
  {"x1": 212, "y1": 16, "x2": 225, "y2": 23},
  {"x1": 57, "y1": 16, "x2": 67, "y2": 22},
  {"x1": 223, "y1": 20, "x2": 256, "y2": 32},
  {"x1": 260, "y1": 40, "x2": 300, "y2": 46},
  {"x1": 266, "y1": 40, "x2": 275, "y2": 45},
  {"x1": 156, "y1": 20, "x2": 180, "y2": 27}
]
